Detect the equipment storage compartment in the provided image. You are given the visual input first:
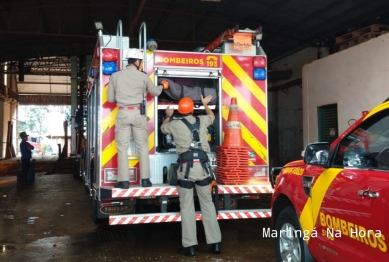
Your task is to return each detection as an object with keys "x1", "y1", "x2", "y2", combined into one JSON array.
[{"x1": 155, "y1": 75, "x2": 221, "y2": 154}]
